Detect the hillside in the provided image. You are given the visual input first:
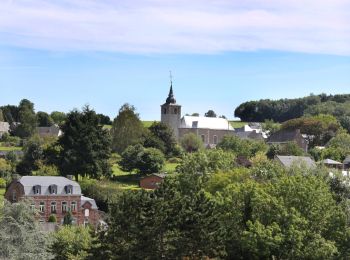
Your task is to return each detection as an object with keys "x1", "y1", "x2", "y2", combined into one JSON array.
[{"x1": 234, "y1": 93, "x2": 350, "y2": 123}]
